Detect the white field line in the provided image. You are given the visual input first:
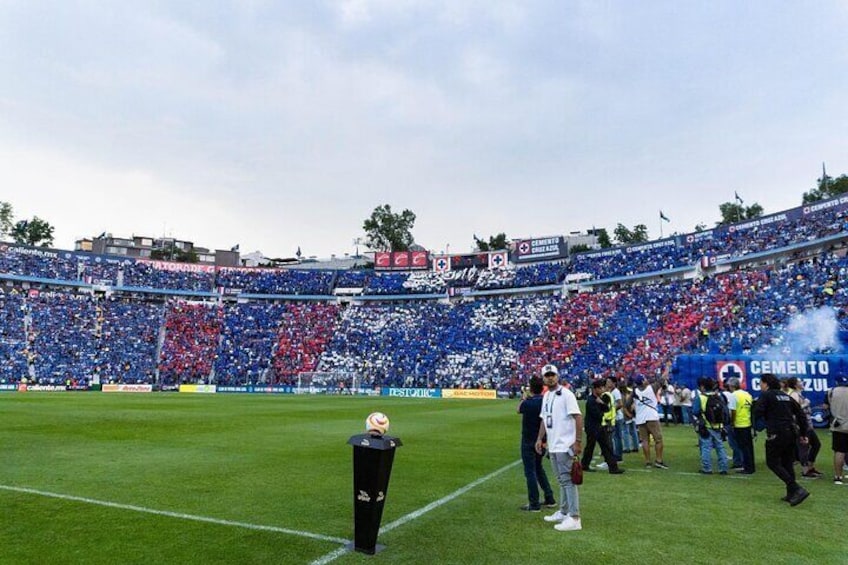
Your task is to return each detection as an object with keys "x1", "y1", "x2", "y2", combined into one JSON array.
[
  {"x1": 0, "y1": 484, "x2": 348, "y2": 545},
  {"x1": 627, "y1": 468, "x2": 753, "y2": 479},
  {"x1": 309, "y1": 459, "x2": 522, "y2": 565}
]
